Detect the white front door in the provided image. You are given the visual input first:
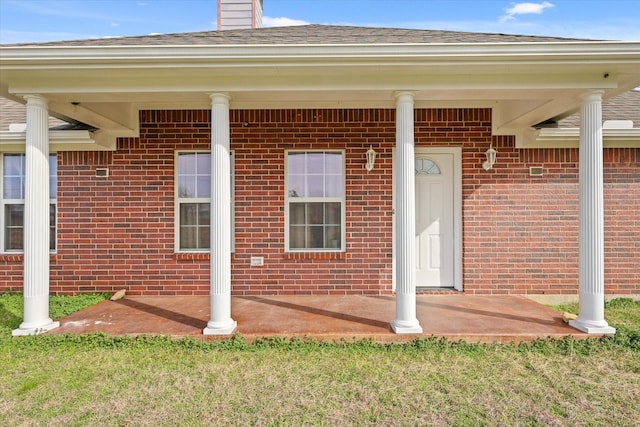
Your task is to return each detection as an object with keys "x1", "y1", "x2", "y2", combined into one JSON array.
[{"x1": 414, "y1": 150, "x2": 457, "y2": 288}]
